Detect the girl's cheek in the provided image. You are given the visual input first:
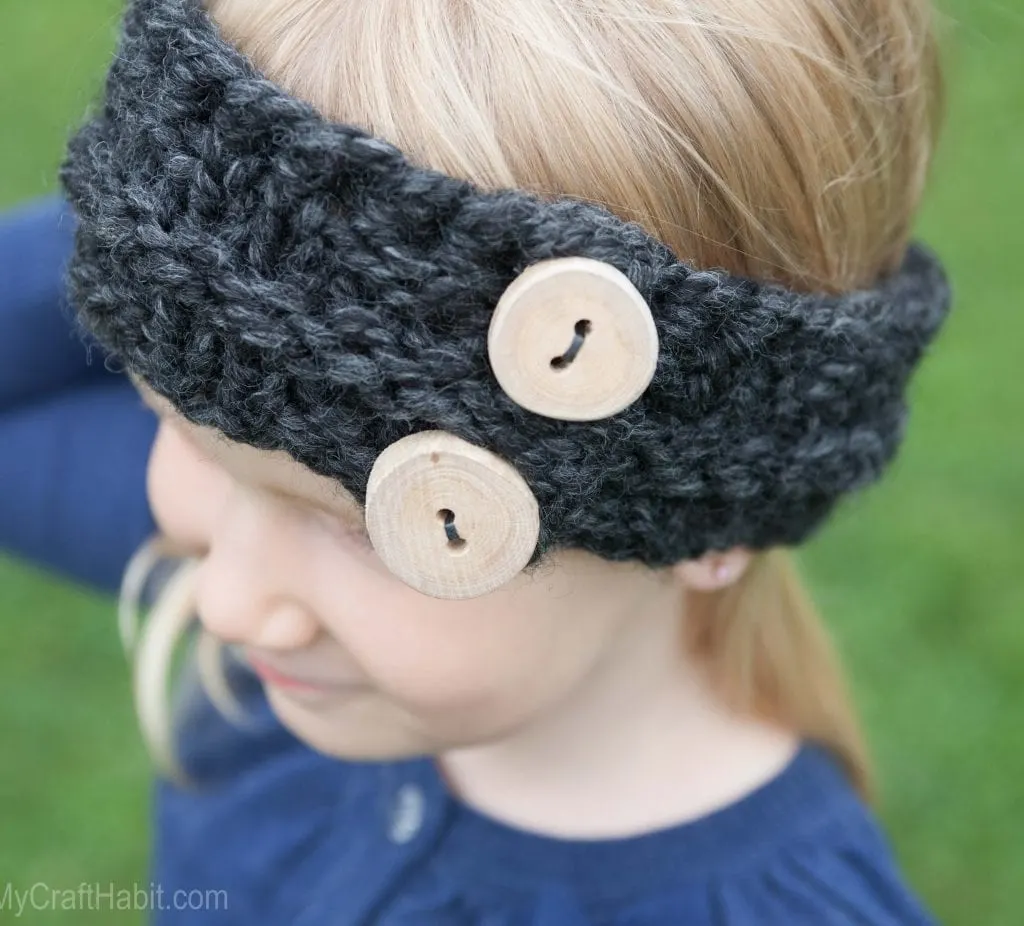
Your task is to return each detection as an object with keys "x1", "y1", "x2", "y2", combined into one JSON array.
[{"x1": 147, "y1": 421, "x2": 230, "y2": 553}]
